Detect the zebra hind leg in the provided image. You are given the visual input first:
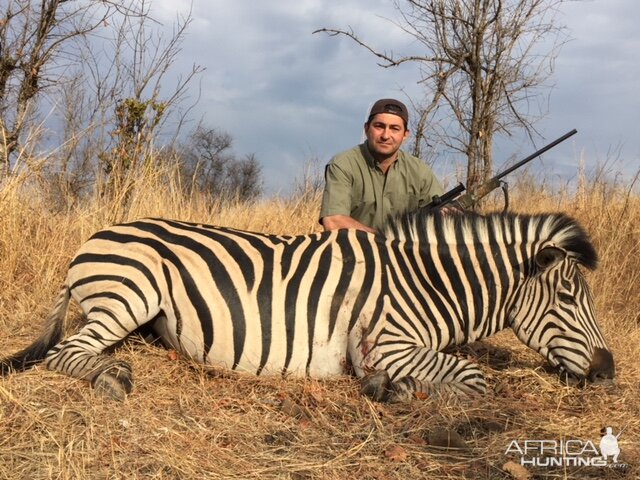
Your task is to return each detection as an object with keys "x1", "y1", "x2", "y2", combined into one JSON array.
[
  {"x1": 44, "y1": 338, "x2": 134, "y2": 401},
  {"x1": 42, "y1": 295, "x2": 158, "y2": 400},
  {"x1": 89, "y1": 315, "x2": 170, "y2": 400},
  {"x1": 360, "y1": 347, "x2": 487, "y2": 402},
  {"x1": 91, "y1": 360, "x2": 133, "y2": 401}
]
